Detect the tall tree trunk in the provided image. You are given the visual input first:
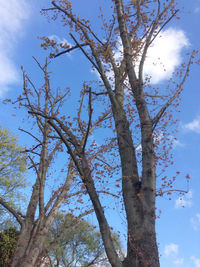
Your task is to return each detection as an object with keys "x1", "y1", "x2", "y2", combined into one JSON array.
[
  {"x1": 113, "y1": 1, "x2": 160, "y2": 265},
  {"x1": 110, "y1": 103, "x2": 159, "y2": 266}
]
